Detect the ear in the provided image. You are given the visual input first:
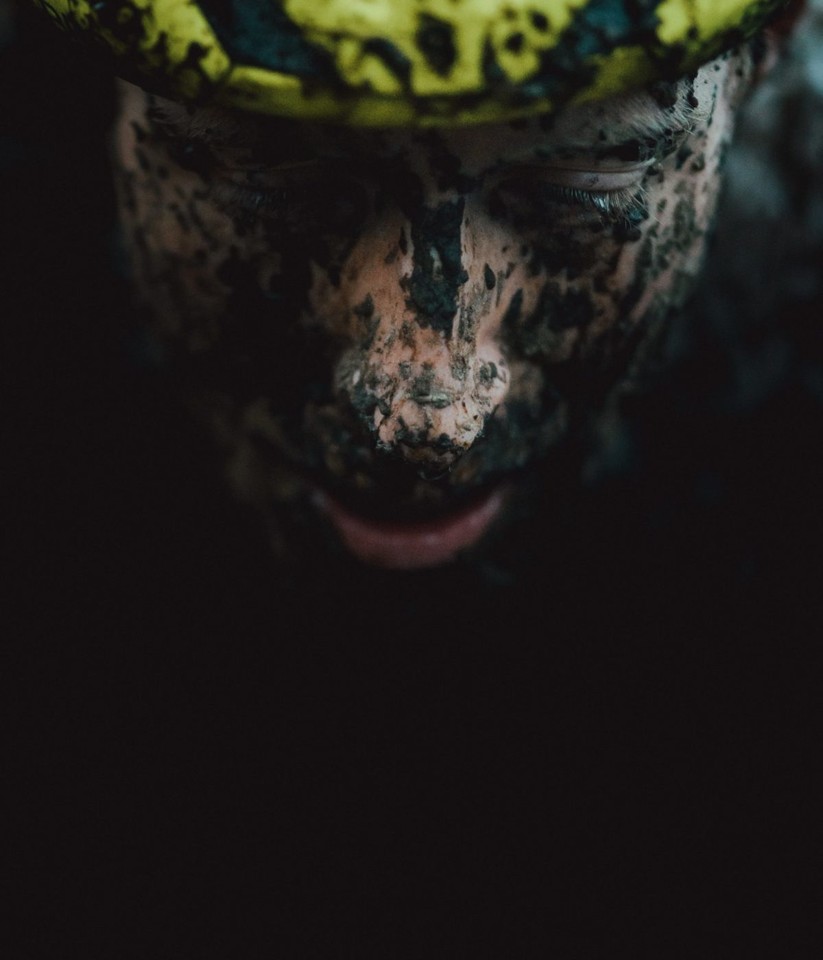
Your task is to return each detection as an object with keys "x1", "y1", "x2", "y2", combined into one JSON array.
[
  {"x1": 768, "y1": 0, "x2": 807, "y2": 40},
  {"x1": 753, "y1": 0, "x2": 807, "y2": 82}
]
